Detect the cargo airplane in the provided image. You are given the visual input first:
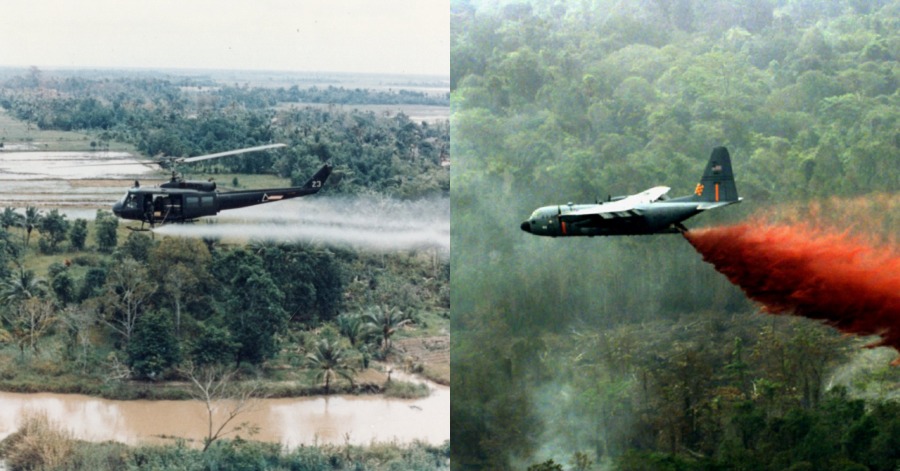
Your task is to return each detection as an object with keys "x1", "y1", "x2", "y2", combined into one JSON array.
[{"x1": 520, "y1": 147, "x2": 741, "y2": 237}]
